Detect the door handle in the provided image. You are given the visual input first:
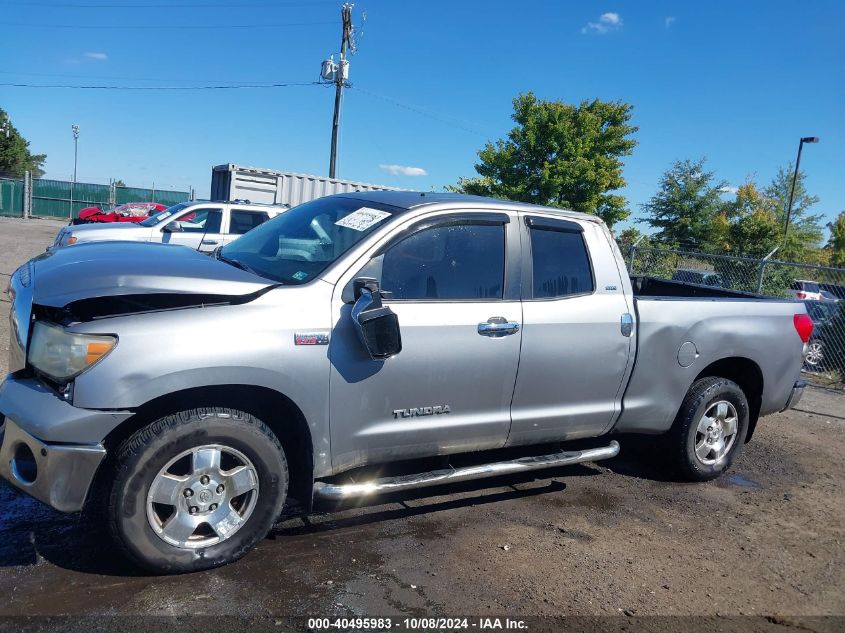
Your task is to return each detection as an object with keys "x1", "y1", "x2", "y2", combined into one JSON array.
[
  {"x1": 478, "y1": 317, "x2": 520, "y2": 337},
  {"x1": 201, "y1": 239, "x2": 219, "y2": 245}
]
